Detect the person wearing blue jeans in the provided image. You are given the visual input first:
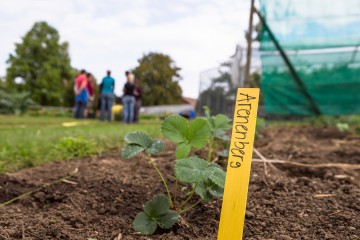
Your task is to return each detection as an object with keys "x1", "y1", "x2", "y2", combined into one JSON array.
[
  {"x1": 74, "y1": 69, "x2": 88, "y2": 119},
  {"x1": 122, "y1": 72, "x2": 136, "y2": 124},
  {"x1": 74, "y1": 100, "x2": 86, "y2": 119},
  {"x1": 100, "y1": 93, "x2": 114, "y2": 121},
  {"x1": 122, "y1": 95, "x2": 135, "y2": 123},
  {"x1": 100, "y1": 70, "x2": 115, "y2": 122}
]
